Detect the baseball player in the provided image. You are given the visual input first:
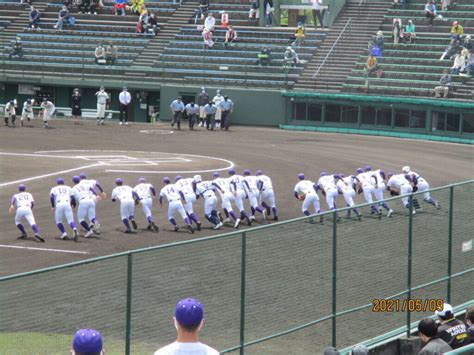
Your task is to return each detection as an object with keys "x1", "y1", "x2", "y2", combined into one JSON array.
[
  {"x1": 212, "y1": 90, "x2": 224, "y2": 129},
  {"x1": 21, "y1": 99, "x2": 34, "y2": 126},
  {"x1": 95, "y1": 86, "x2": 109, "y2": 125},
  {"x1": 159, "y1": 177, "x2": 194, "y2": 233},
  {"x1": 79, "y1": 172, "x2": 106, "y2": 200},
  {"x1": 72, "y1": 175, "x2": 99, "y2": 238},
  {"x1": 256, "y1": 170, "x2": 278, "y2": 221},
  {"x1": 212, "y1": 171, "x2": 240, "y2": 228},
  {"x1": 133, "y1": 177, "x2": 159, "y2": 232},
  {"x1": 111, "y1": 178, "x2": 139, "y2": 233},
  {"x1": 356, "y1": 167, "x2": 381, "y2": 216},
  {"x1": 227, "y1": 169, "x2": 252, "y2": 226},
  {"x1": 174, "y1": 175, "x2": 201, "y2": 231},
  {"x1": 335, "y1": 173, "x2": 362, "y2": 220},
  {"x1": 294, "y1": 173, "x2": 322, "y2": 219},
  {"x1": 365, "y1": 165, "x2": 393, "y2": 217},
  {"x1": 184, "y1": 101, "x2": 199, "y2": 130},
  {"x1": 243, "y1": 169, "x2": 264, "y2": 221},
  {"x1": 402, "y1": 166, "x2": 440, "y2": 209},
  {"x1": 50, "y1": 178, "x2": 78, "y2": 241},
  {"x1": 40, "y1": 98, "x2": 55, "y2": 129},
  {"x1": 9, "y1": 184, "x2": 44, "y2": 242},
  {"x1": 4, "y1": 99, "x2": 17, "y2": 126},
  {"x1": 170, "y1": 96, "x2": 185, "y2": 130},
  {"x1": 193, "y1": 174, "x2": 223, "y2": 230},
  {"x1": 386, "y1": 173, "x2": 416, "y2": 214},
  {"x1": 197, "y1": 87, "x2": 209, "y2": 127},
  {"x1": 317, "y1": 172, "x2": 340, "y2": 220}
]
